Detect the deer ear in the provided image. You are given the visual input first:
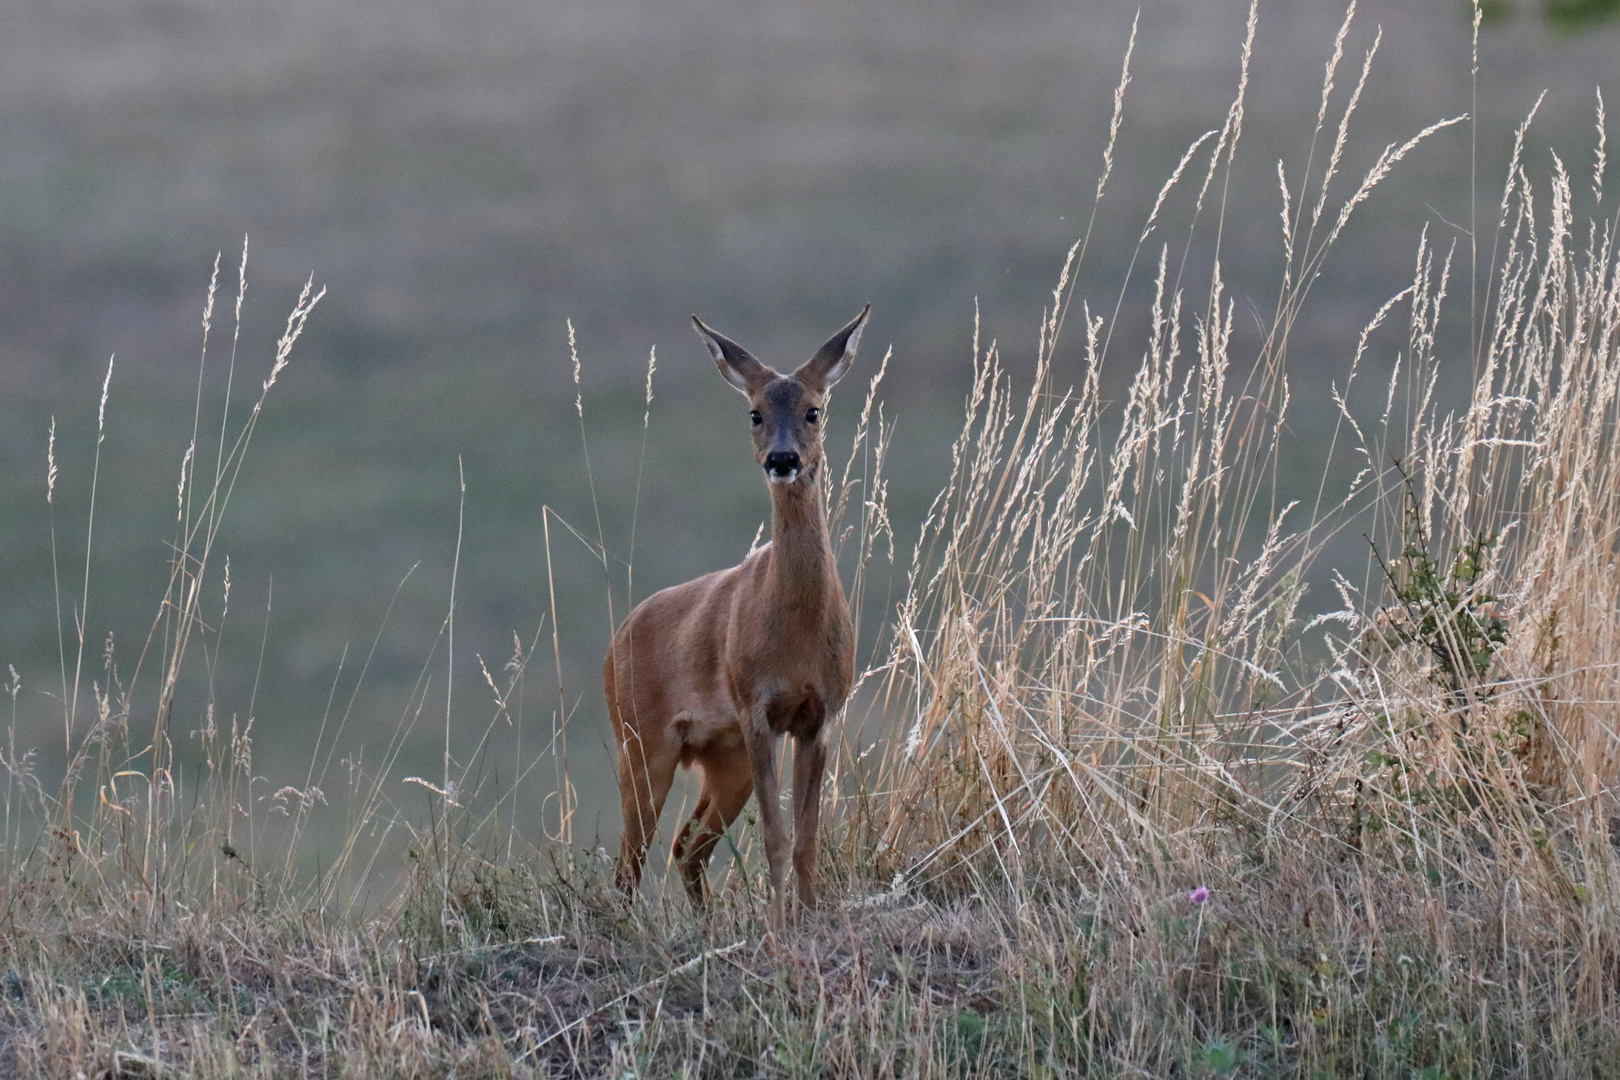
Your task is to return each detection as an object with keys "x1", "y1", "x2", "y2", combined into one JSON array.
[
  {"x1": 795, "y1": 304, "x2": 870, "y2": 391},
  {"x1": 693, "y1": 315, "x2": 770, "y2": 396}
]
